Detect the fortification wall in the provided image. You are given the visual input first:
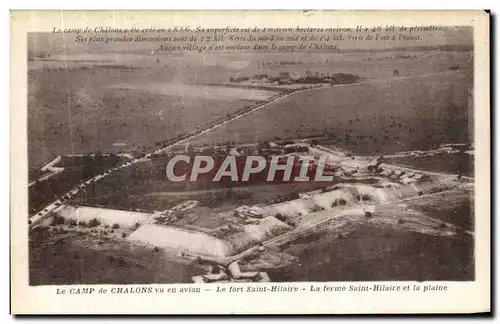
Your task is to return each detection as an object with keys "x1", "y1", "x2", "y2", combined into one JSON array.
[
  {"x1": 222, "y1": 216, "x2": 292, "y2": 256},
  {"x1": 127, "y1": 217, "x2": 292, "y2": 258},
  {"x1": 57, "y1": 205, "x2": 152, "y2": 227},
  {"x1": 127, "y1": 224, "x2": 230, "y2": 257},
  {"x1": 263, "y1": 178, "x2": 456, "y2": 217}
]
